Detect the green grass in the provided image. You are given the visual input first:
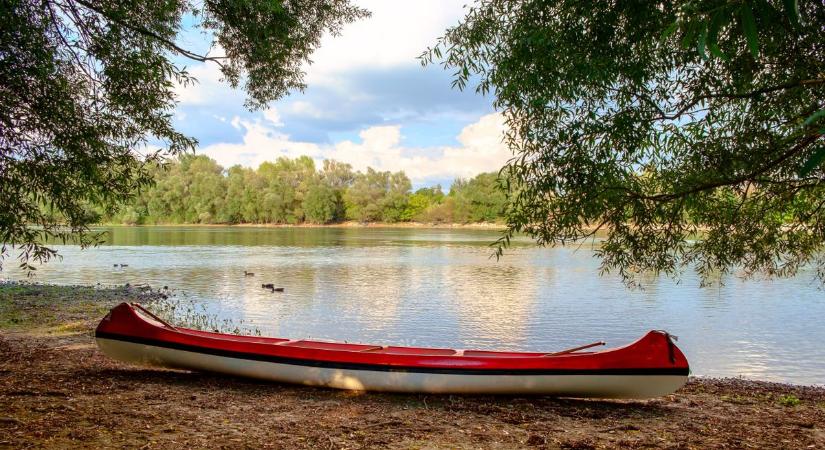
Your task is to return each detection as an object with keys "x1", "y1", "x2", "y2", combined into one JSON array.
[
  {"x1": 0, "y1": 281, "x2": 258, "y2": 336},
  {"x1": 778, "y1": 394, "x2": 801, "y2": 407},
  {"x1": 0, "y1": 282, "x2": 134, "y2": 331}
]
